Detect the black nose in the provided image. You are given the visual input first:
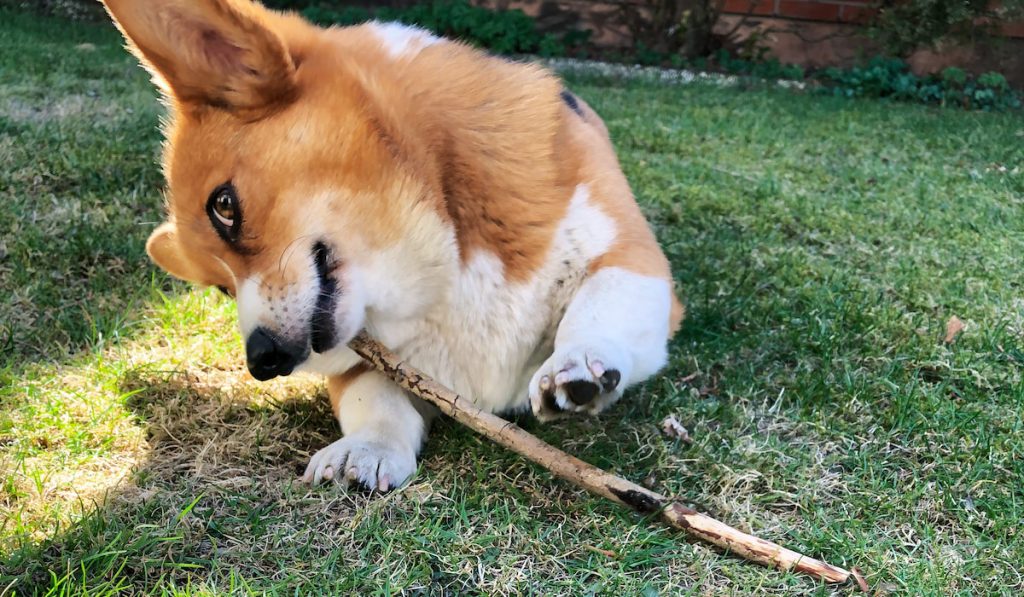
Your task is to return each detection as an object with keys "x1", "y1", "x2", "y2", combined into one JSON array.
[{"x1": 246, "y1": 327, "x2": 299, "y2": 381}]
